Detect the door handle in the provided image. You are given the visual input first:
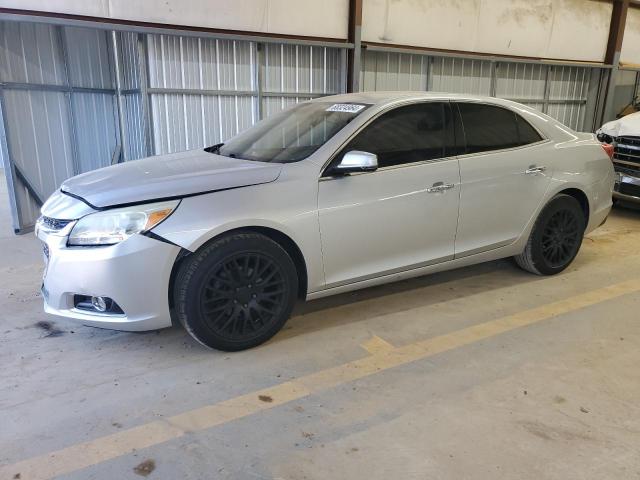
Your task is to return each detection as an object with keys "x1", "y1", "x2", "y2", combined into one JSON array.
[
  {"x1": 525, "y1": 165, "x2": 547, "y2": 175},
  {"x1": 427, "y1": 182, "x2": 455, "y2": 193}
]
